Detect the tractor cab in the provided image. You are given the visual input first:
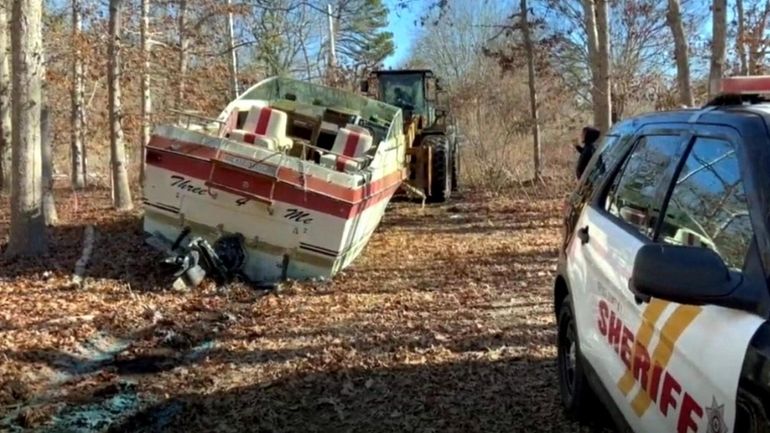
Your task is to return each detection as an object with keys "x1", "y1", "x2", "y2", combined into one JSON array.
[{"x1": 361, "y1": 69, "x2": 441, "y2": 129}]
